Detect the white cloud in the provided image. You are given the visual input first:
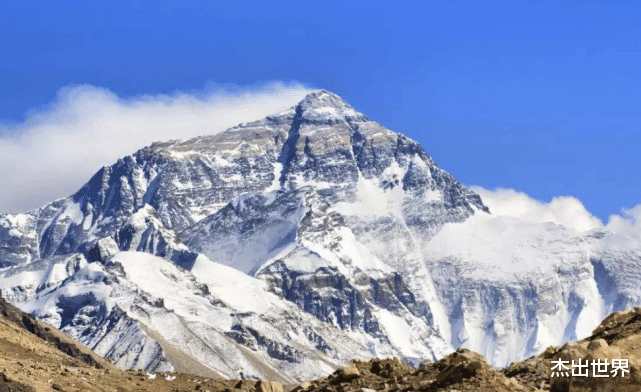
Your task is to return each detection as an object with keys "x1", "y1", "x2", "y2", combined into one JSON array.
[
  {"x1": 0, "y1": 82, "x2": 314, "y2": 213},
  {"x1": 605, "y1": 204, "x2": 641, "y2": 239},
  {"x1": 471, "y1": 186, "x2": 641, "y2": 239},
  {"x1": 470, "y1": 186, "x2": 604, "y2": 232}
]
